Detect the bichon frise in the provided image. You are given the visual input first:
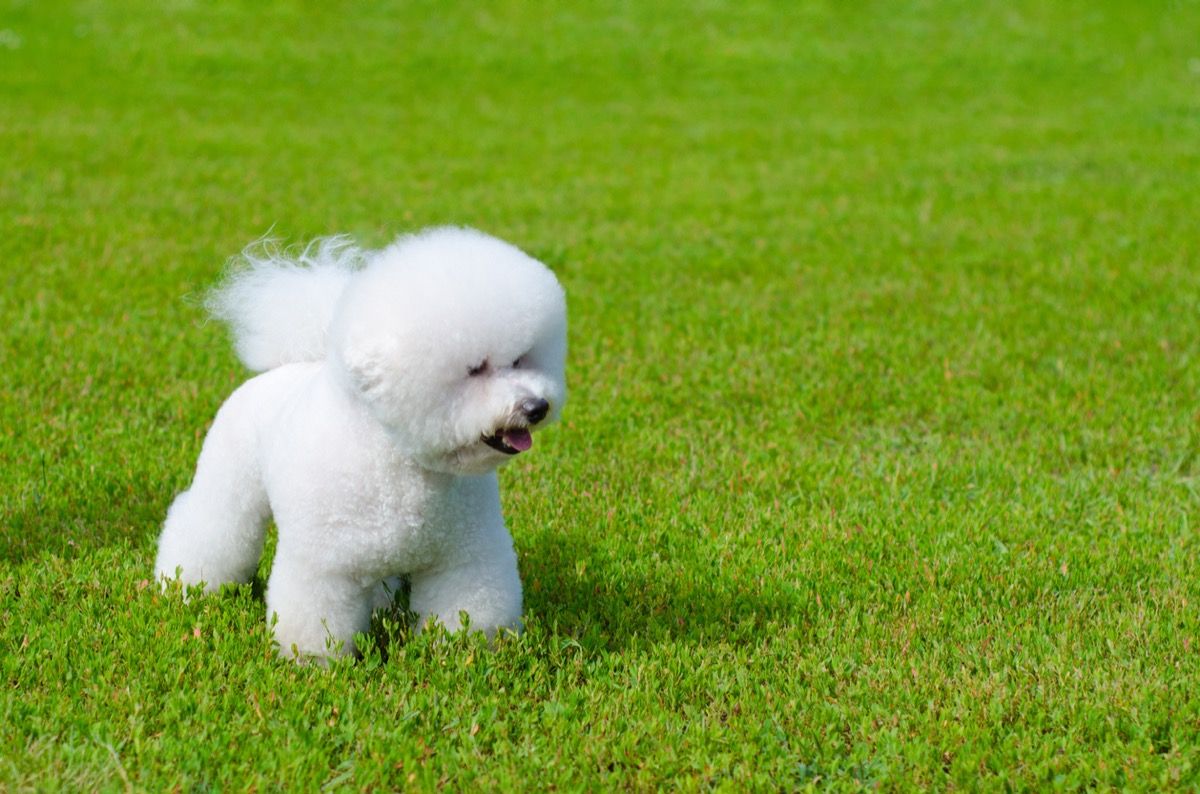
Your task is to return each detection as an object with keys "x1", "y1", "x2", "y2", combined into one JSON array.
[{"x1": 155, "y1": 227, "x2": 567, "y2": 660}]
